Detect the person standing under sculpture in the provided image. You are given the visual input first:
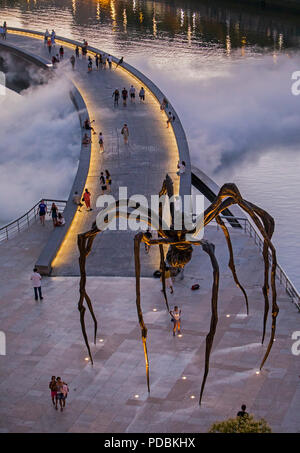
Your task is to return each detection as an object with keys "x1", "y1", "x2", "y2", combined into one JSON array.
[
  {"x1": 30, "y1": 268, "x2": 43, "y2": 301},
  {"x1": 170, "y1": 306, "x2": 181, "y2": 336}
]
